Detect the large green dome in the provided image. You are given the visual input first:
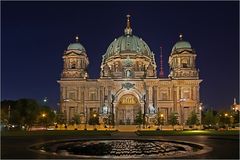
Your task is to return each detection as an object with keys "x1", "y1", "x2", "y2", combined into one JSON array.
[
  {"x1": 103, "y1": 15, "x2": 154, "y2": 62},
  {"x1": 103, "y1": 34, "x2": 153, "y2": 61}
]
